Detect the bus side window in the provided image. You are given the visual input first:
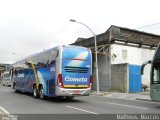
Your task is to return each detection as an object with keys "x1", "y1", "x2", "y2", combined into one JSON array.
[{"x1": 153, "y1": 67, "x2": 160, "y2": 84}]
